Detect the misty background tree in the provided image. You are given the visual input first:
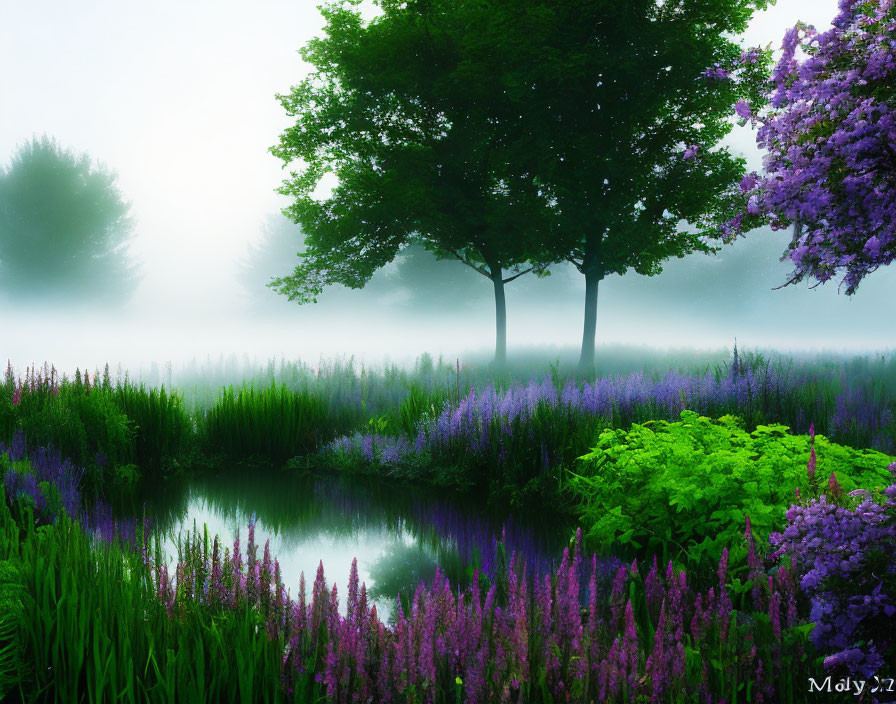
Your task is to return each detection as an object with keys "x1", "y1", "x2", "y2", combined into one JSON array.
[
  {"x1": 239, "y1": 215, "x2": 483, "y2": 315},
  {"x1": 270, "y1": 0, "x2": 559, "y2": 366},
  {"x1": 0, "y1": 135, "x2": 138, "y2": 304}
]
